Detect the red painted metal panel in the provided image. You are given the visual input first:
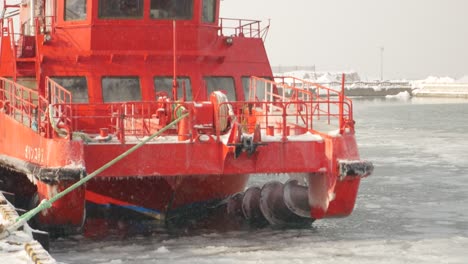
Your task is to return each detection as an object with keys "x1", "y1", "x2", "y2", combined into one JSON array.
[
  {"x1": 0, "y1": 1, "x2": 370, "y2": 231},
  {"x1": 36, "y1": 180, "x2": 85, "y2": 228},
  {"x1": 0, "y1": 114, "x2": 84, "y2": 168}
]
